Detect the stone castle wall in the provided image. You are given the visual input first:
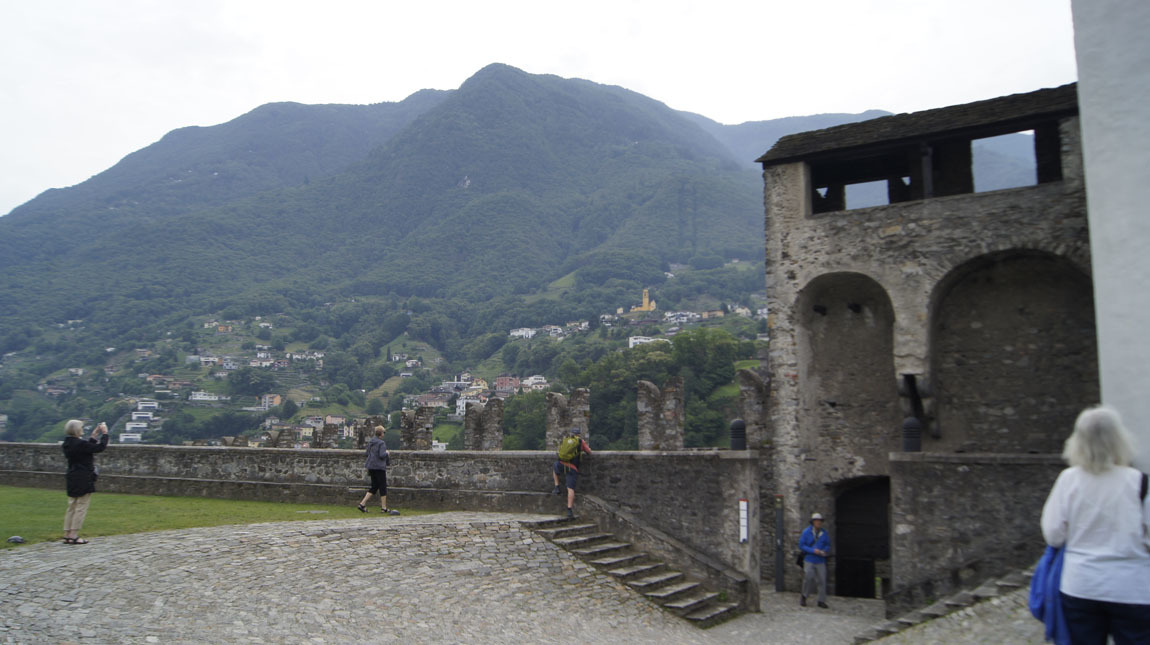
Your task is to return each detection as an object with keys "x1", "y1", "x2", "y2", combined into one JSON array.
[
  {"x1": 545, "y1": 389, "x2": 590, "y2": 450},
  {"x1": 0, "y1": 442, "x2": 760, "y2": 608},
  {"x1": 886, "y1": 453, "x2": 1063, "y2": 615},
  {"x1": 761, "y1": 111, "x2": 1095, "y2": 606},
  {"x1": 463, "y1": 399, "x2": 504, "y2": 451},
  {"x1": 636, "y1": 377, "x2": 684, "y2": 450}
]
